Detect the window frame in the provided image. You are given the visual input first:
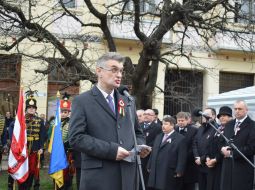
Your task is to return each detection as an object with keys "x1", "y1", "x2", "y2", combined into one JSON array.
[
  {"x1": 235, "y1": 0, "x2": 255, "y2": 23},
  {"x1": 59, "y1": 0, "x2": 76, "y2": 9}
]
